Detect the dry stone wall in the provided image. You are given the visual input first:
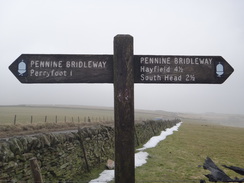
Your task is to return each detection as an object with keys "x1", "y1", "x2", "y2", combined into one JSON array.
[{"x1": 0, "y1": 119, "x2": 180, "y2": 182}]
